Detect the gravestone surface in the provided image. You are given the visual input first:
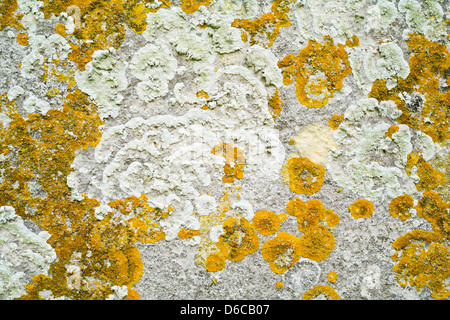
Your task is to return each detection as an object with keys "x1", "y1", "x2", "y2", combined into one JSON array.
[{"x1": 0, "y1": 0, "x2": 448, "y2": 301}]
